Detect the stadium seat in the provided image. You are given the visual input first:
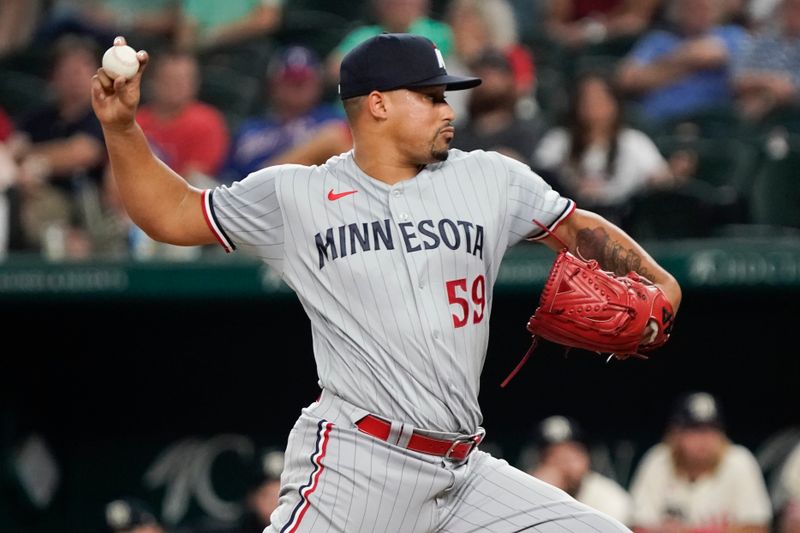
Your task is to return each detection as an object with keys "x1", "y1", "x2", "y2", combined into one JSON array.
[
  {"x1": 625, "y1": 181, "x2": 721, "y2": 240},
  {"x1": 283, "y1": 0, "x2": 367, "y2": 21},
  {"x1": 198, "y1": 65, "x2": 261, "y2": 127},
  {"x1": 274, "y1": 8, "x2": 356, "y2": 59},
  {"x1": 751, "y1": 143, "x2": 800, "y2": 228},
  {"x1": 198, "y1": 39, "x2": 275, "y2": 81},
  {"x1": 756, "y1": 106, "x2": 800, "y2": 137},
  {"x1": 645, "y1": 106, "x2": 744, "y2": 139},
  {"x1": 654, "y1": 136, "x2": 761, "y2": 195},
  {"x1": 572, "y1": 54, "x2": 620, "y2": 78},
  {"x1": 534, "y1": 66, "x2": 568, "y2": 123},
  {"x1": 0, "y1": 70, "x2": 51, "y2": 121}
]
